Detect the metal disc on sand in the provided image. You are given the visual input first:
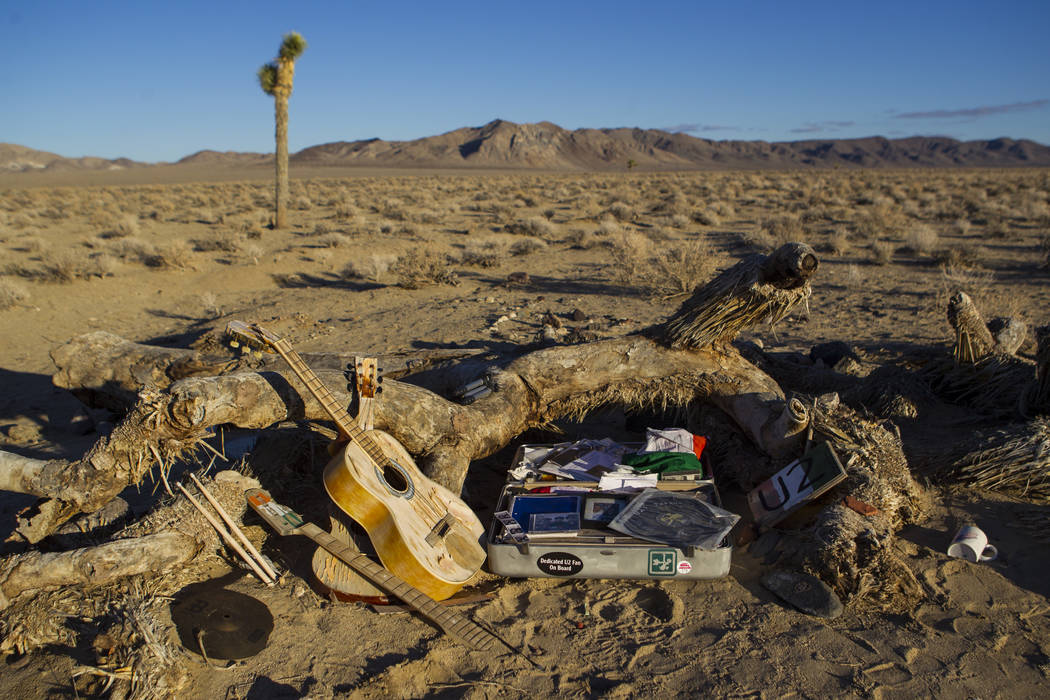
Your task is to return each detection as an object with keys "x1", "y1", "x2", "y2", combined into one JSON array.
[{"x1": 170, "y1": 586, "x2": 274, "y2": 660}]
